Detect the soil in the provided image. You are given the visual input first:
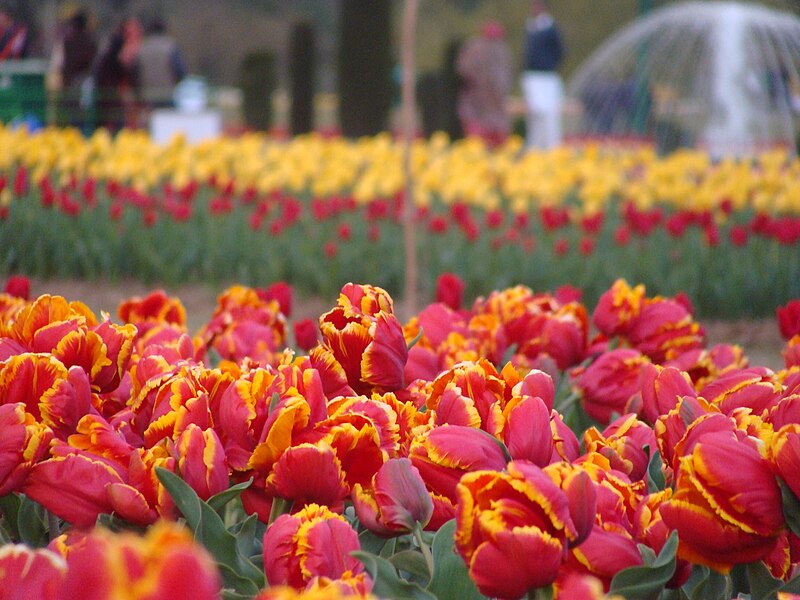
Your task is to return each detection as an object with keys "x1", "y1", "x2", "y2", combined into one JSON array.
[{"x1": 26, "y1": 277, "x2": 788, "y2": 372}]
